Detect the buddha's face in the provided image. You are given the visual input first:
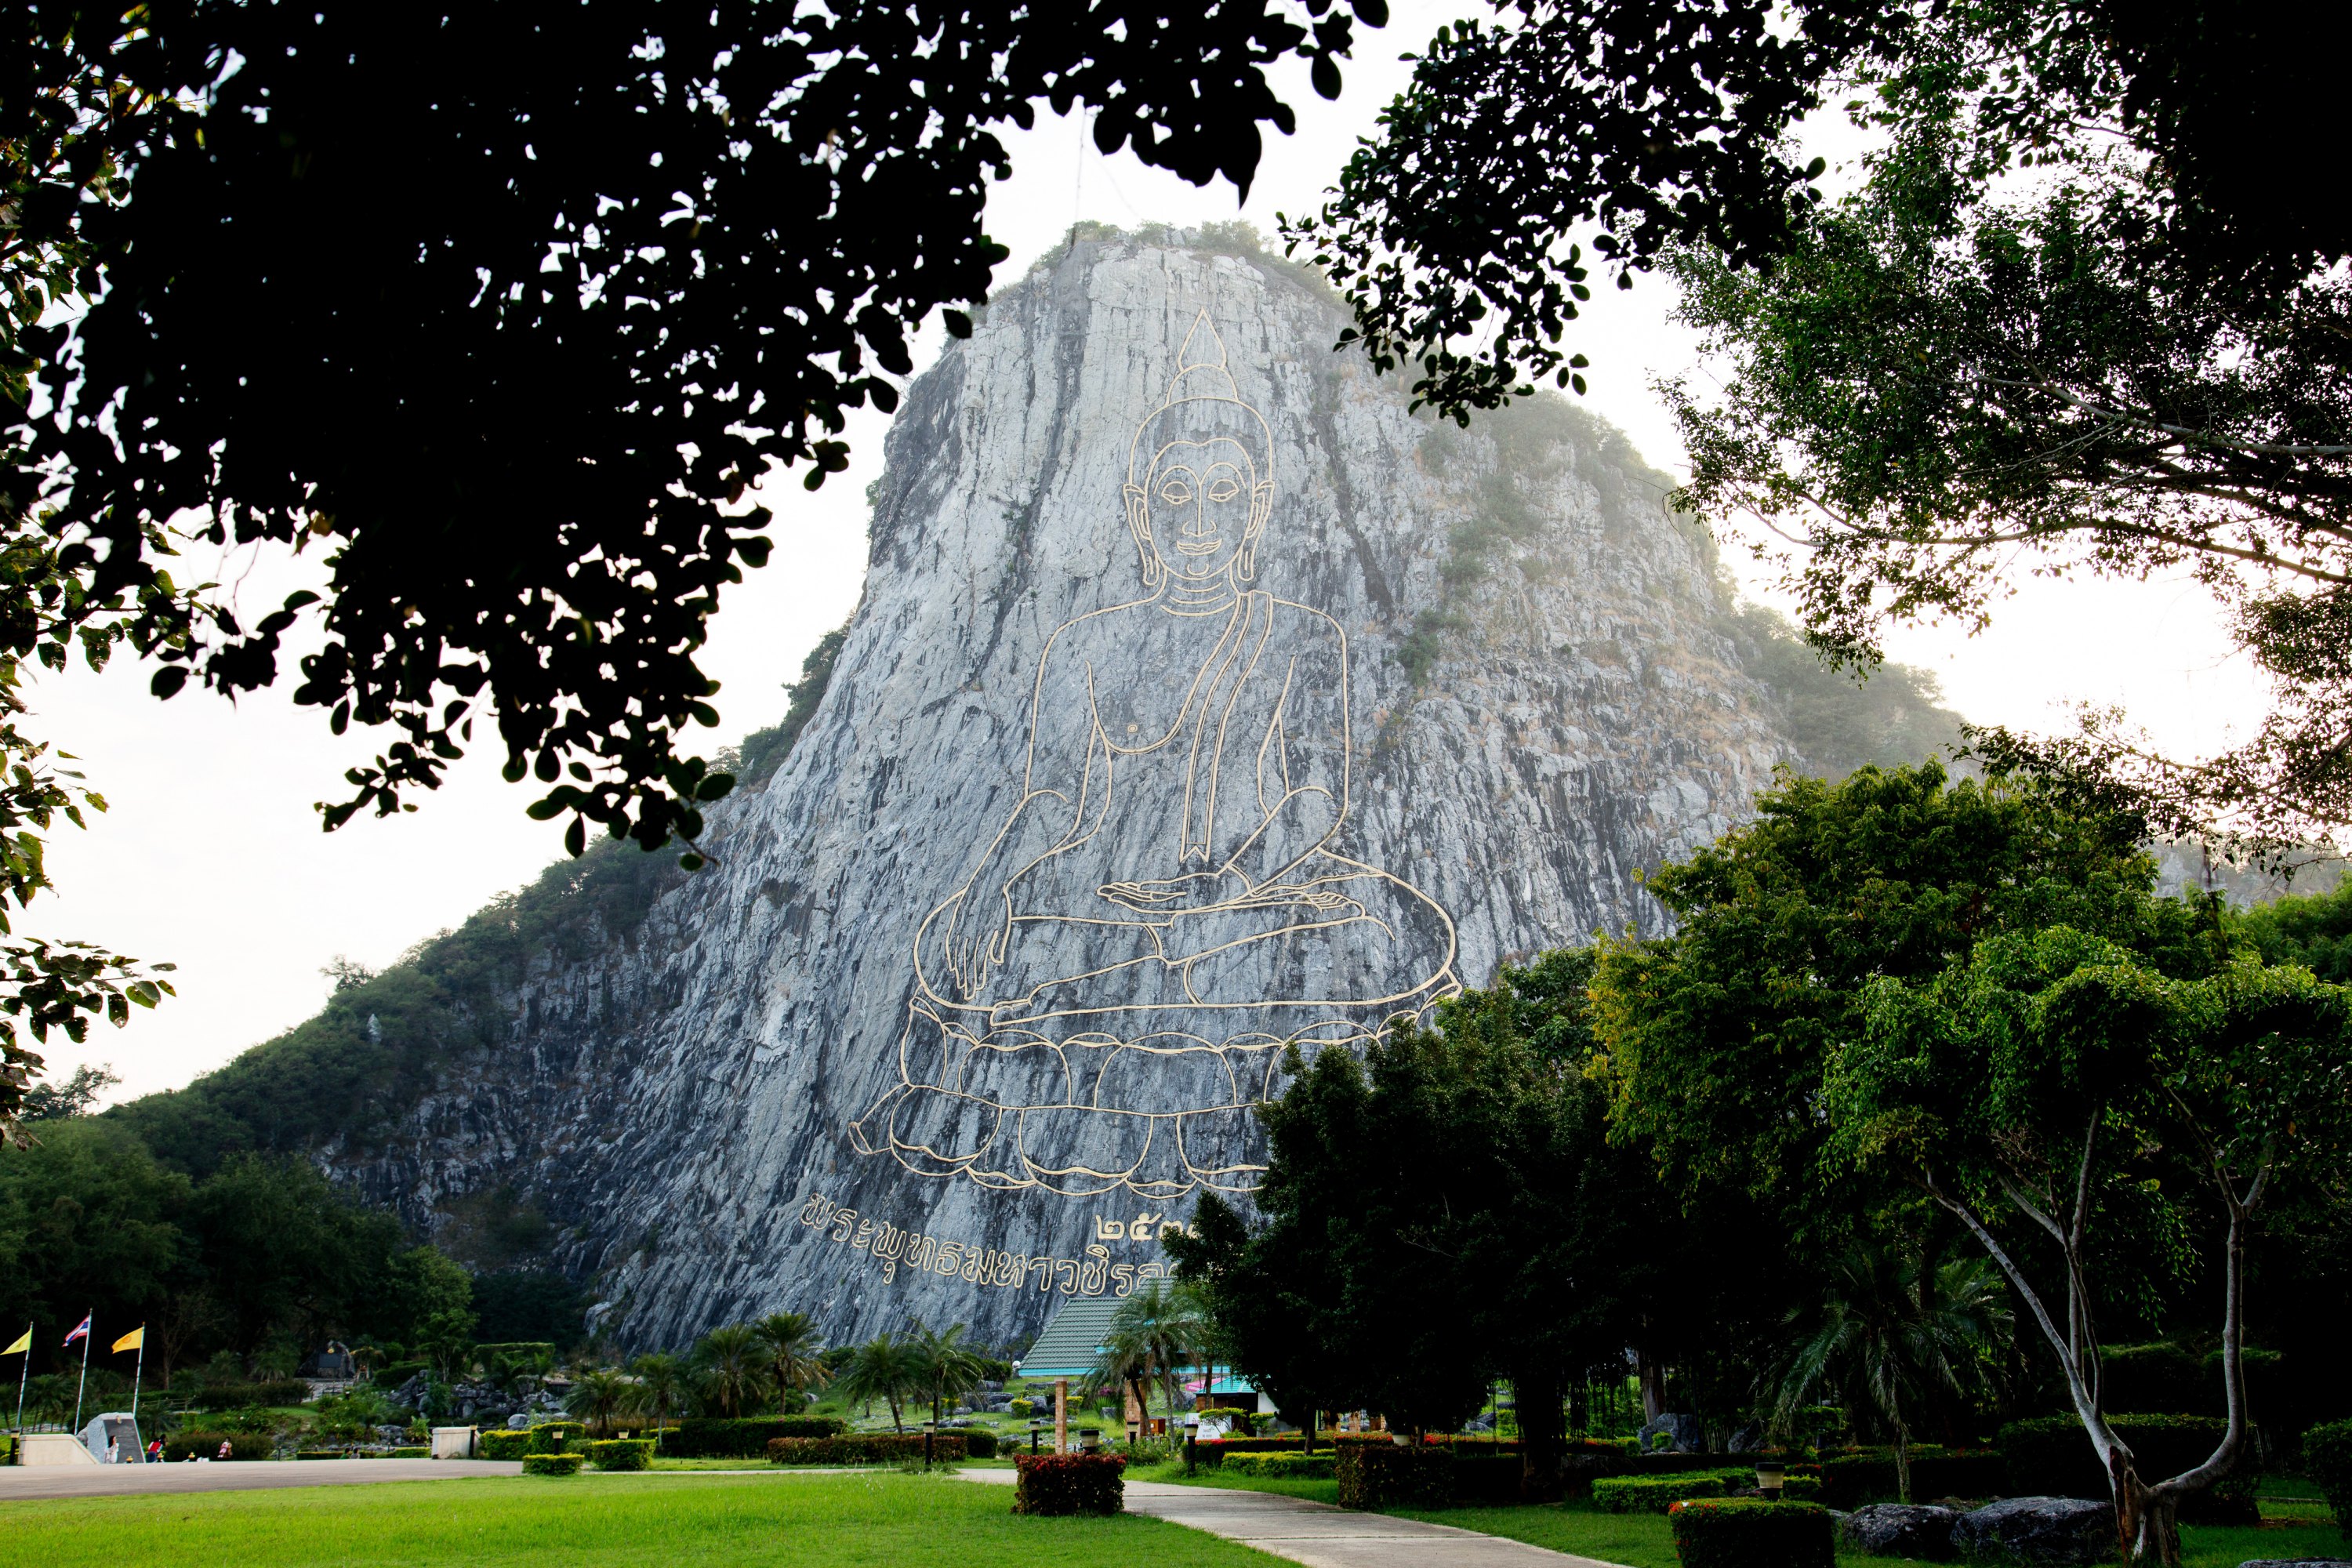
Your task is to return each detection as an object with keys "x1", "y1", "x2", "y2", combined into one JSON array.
[{"x1": 1124, "y1": 437, "x2": 1273, "y2": 583}]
